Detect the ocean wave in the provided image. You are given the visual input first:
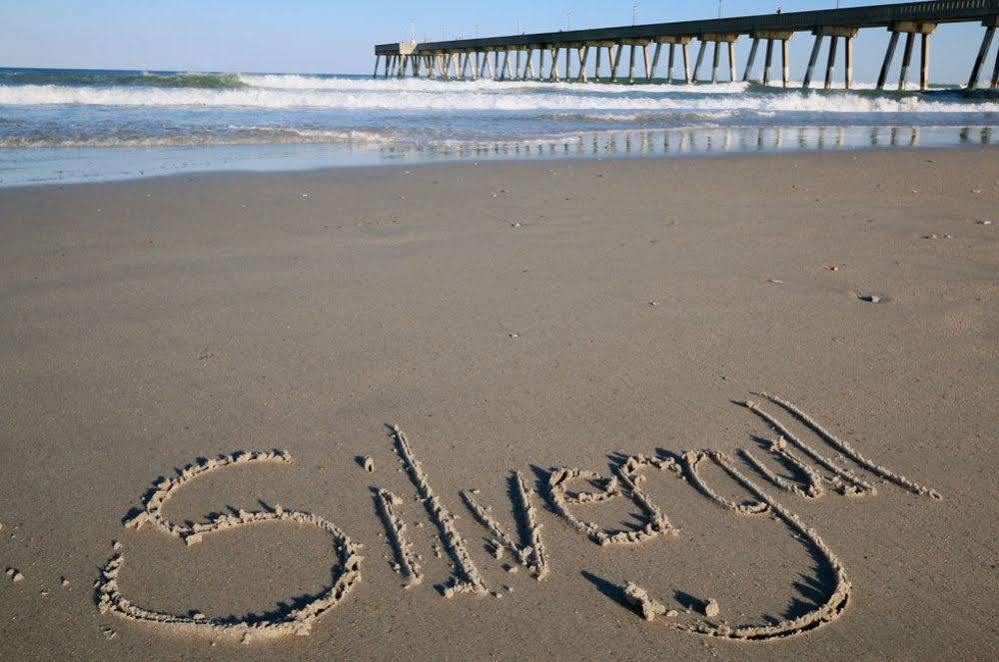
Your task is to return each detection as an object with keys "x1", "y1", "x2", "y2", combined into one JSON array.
[
  {"x1": 542, "y1": 110, "x2": 738, "y2": 122},
  {"x1": 0, "y1": 70, "x2": 246, "y2": 89},
  {"x1": 0, "y1": 128, "x2": 395, "y2": 148},
  {"x1": 1, "y1": 83, "x2": 996, "y2": 114},
  {"x1": 237, "y1": 74, "x2": 752, "y2": 95}
]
